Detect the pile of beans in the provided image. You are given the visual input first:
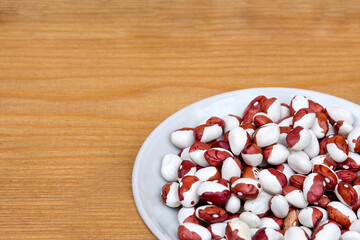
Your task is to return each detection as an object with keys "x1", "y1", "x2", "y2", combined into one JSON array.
[{"x1": 160, "y1": 94, "x2": 360, "y2": 240}]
